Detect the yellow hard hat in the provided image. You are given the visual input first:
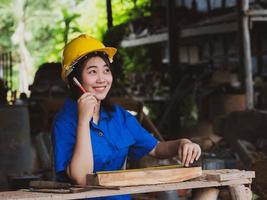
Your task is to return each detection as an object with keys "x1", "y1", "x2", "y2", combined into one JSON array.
[{"x1": 61, "y1": 34, "x2": 117, "y2": 82}]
